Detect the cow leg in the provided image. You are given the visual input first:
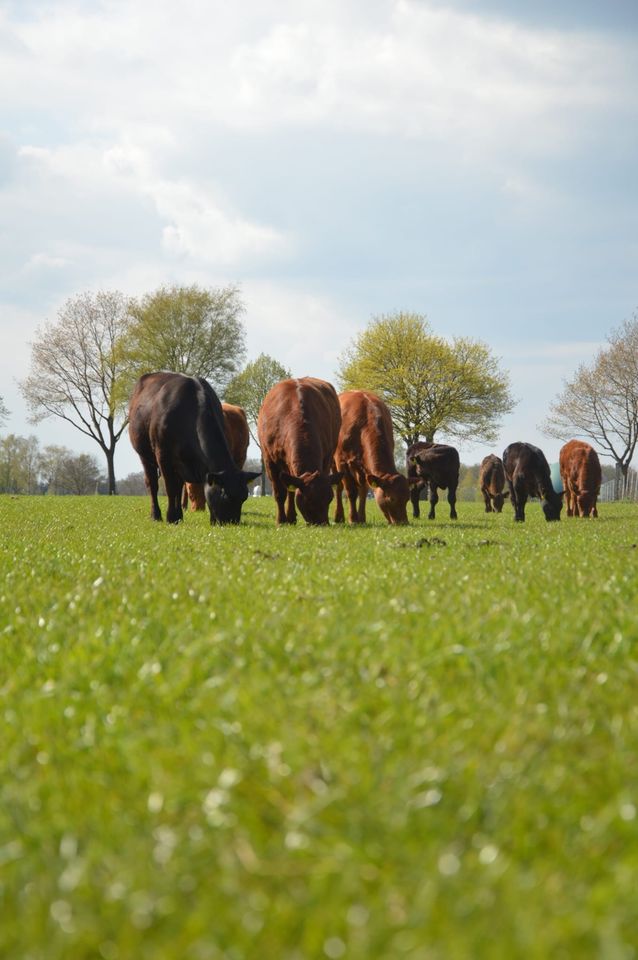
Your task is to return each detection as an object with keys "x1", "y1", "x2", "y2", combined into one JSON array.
[
  {"x1": 334, "y1": 478, "x2": 345, "y2": 524},
  {"x1": 356, "y1": 475, "x2": 367, "y2": 523},
  {"x1": 342, "y1": 473, "x2": 359, "y2": 524},
  {"x1": 162, "y1": 466, "x2": 184, "y2": 524},
  {"x1": 181, "y1": 484, "x2": 188, "y2": 510},
  {"x1": 285, "y1": 490, "x2": 297, "y2": 524},
  {"x1": 512, "y1": 479, "x2": 527, "y2": 521},
  {"x1": 482, "y1": 488, "x2": 492, "y2": 512},
  {"x1": 565, "y1": 482, "x2": 574, "y2": 517},
  {"x1": 270, "y1": 472, "x2": 290, "y2": 525},
  {"x1": 448, "y1": 482, "x2": 458, "y2": 520},
  {"x1": 427, "y1": 483, "x2": 438, "y2": 520},
  {"x1": 141, "y1": 457, "x2": 162, "y2": 521},
  {"x1": 410, "y1": 484, "x2": 421, "y2": 519}
]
